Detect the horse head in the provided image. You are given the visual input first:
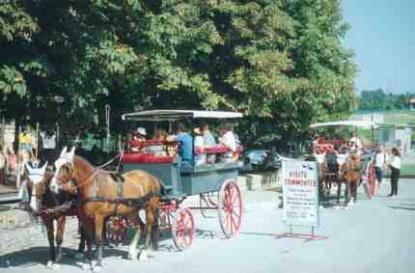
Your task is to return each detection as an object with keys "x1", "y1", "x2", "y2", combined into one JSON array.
[
  {"x1": 24, "y1": 161, "x2": 48, "y2": 213},
  {"x1": 50, "y1": 147, "x2": 76, "y2": 194}
]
